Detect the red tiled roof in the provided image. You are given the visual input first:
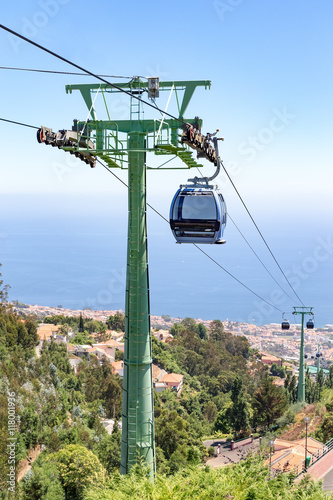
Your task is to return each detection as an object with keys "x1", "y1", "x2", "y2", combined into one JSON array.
[{"x1": 161, "y1": 373, "x2": 183, "y2": 384}]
